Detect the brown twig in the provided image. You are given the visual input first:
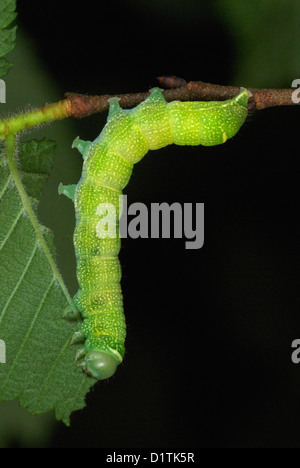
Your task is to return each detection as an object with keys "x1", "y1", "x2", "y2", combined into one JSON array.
[{"x1": 65, "y1": 77, "x2": 298, "y2": 119}]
